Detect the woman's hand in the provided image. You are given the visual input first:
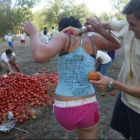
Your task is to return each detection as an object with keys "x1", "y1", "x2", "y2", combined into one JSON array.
[
  {"x1": 61, "y1": 26, "x2": 80, "y2": 35},
  {"x1": 89, "y1": 72, "x2": 109, "y2": 91},
  {"x1": 20, "y1": 21, "x2": 38, "y2": 36},
  {"x1": 86, "y1": 17, "x2": 103, "y2": 33}
]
